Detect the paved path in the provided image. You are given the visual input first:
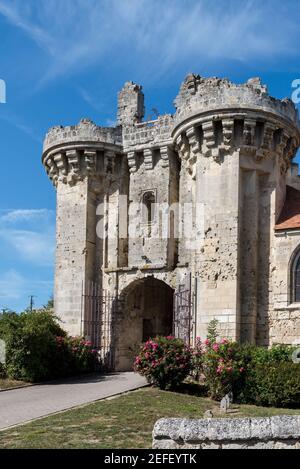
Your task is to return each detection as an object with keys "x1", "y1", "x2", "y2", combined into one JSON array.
[{"x1": 0, "y1": 372, "x2": 147, "y2": 430}]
